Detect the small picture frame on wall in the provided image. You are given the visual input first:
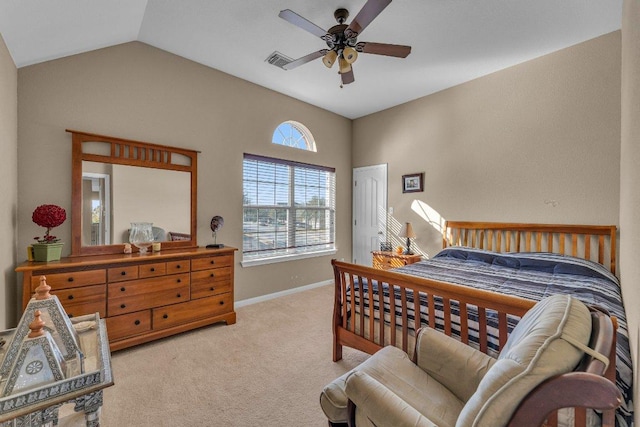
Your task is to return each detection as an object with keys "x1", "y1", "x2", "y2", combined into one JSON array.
[{"x1": 402, "y1": 173, "x2": 424, "y2": 193}]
